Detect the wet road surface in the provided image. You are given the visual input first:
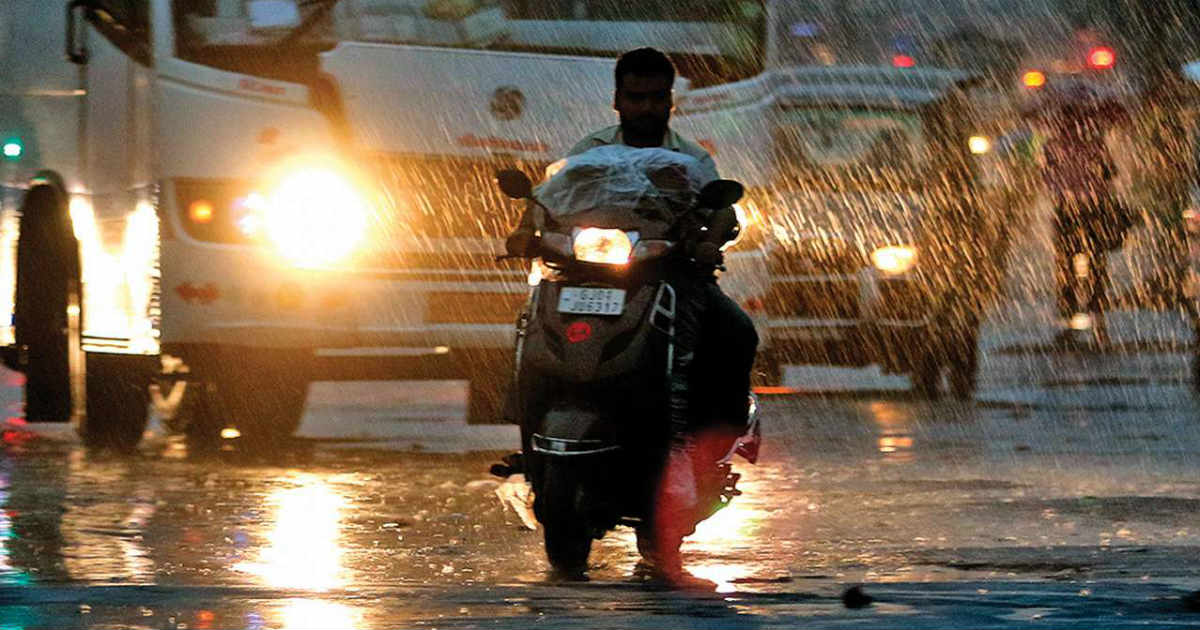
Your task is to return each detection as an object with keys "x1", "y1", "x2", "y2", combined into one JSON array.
[{"x1": 2, "y1": 352, "x2": 1200, "y2": 628}]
